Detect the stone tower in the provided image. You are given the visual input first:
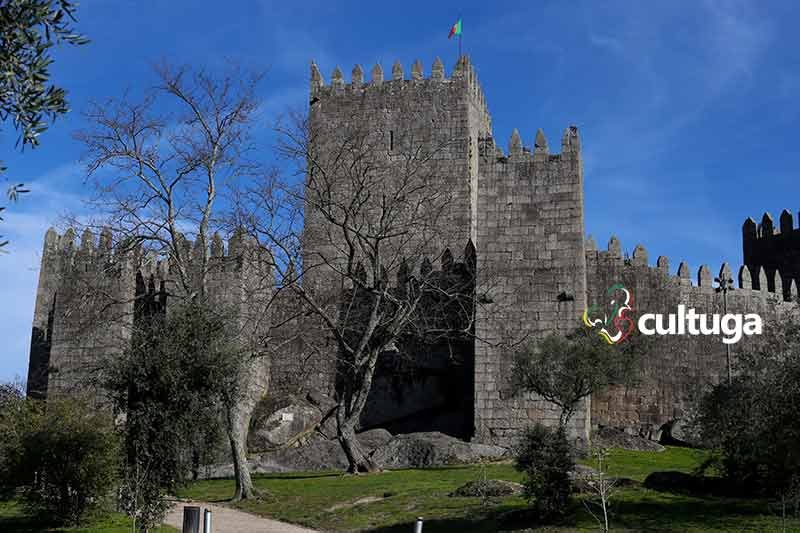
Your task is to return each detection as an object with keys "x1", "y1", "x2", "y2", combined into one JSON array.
[
  {"x1": 304, "y1": 56, "x2": 589, "y2": 445},
  {"x1": 26, "y1": 228, "x2": 275, "y2": 402},
  {"x1": 306, "y1": 56, "x2": 490, "y2": 251},
  {"x1": 473, "y1": 125, "x2": 588, "y2": 445}
]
